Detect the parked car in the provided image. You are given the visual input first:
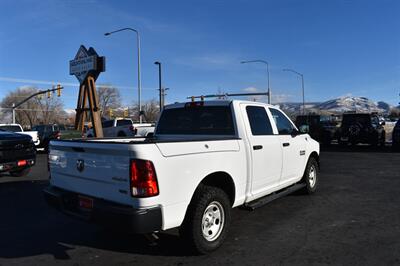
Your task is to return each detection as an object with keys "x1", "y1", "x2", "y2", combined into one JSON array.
[
  {"x1": 392, "y1": 119, "x2": 400, "y2": 151},
  {"x1": 32, "y1": 124, "x2": 82, "y2": 152},
  {"x1": 86, "y1": 118, "x2": 154, "y2": 138},
  {"x1": 295, "y1": 115, "x2": 338, "y2": 145},
  {"x1": 44, "y1": 100, "x2": 320, "y2": 254},
  {"x1": 0, "y1": 129, "x2": 36, "y2": 177},
  {"x1": 338, "y1": 113, "x2": 385, "y2": 146},
  {"x1": 0, "y1": 124, "x2": 40, "y2": 147}
]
